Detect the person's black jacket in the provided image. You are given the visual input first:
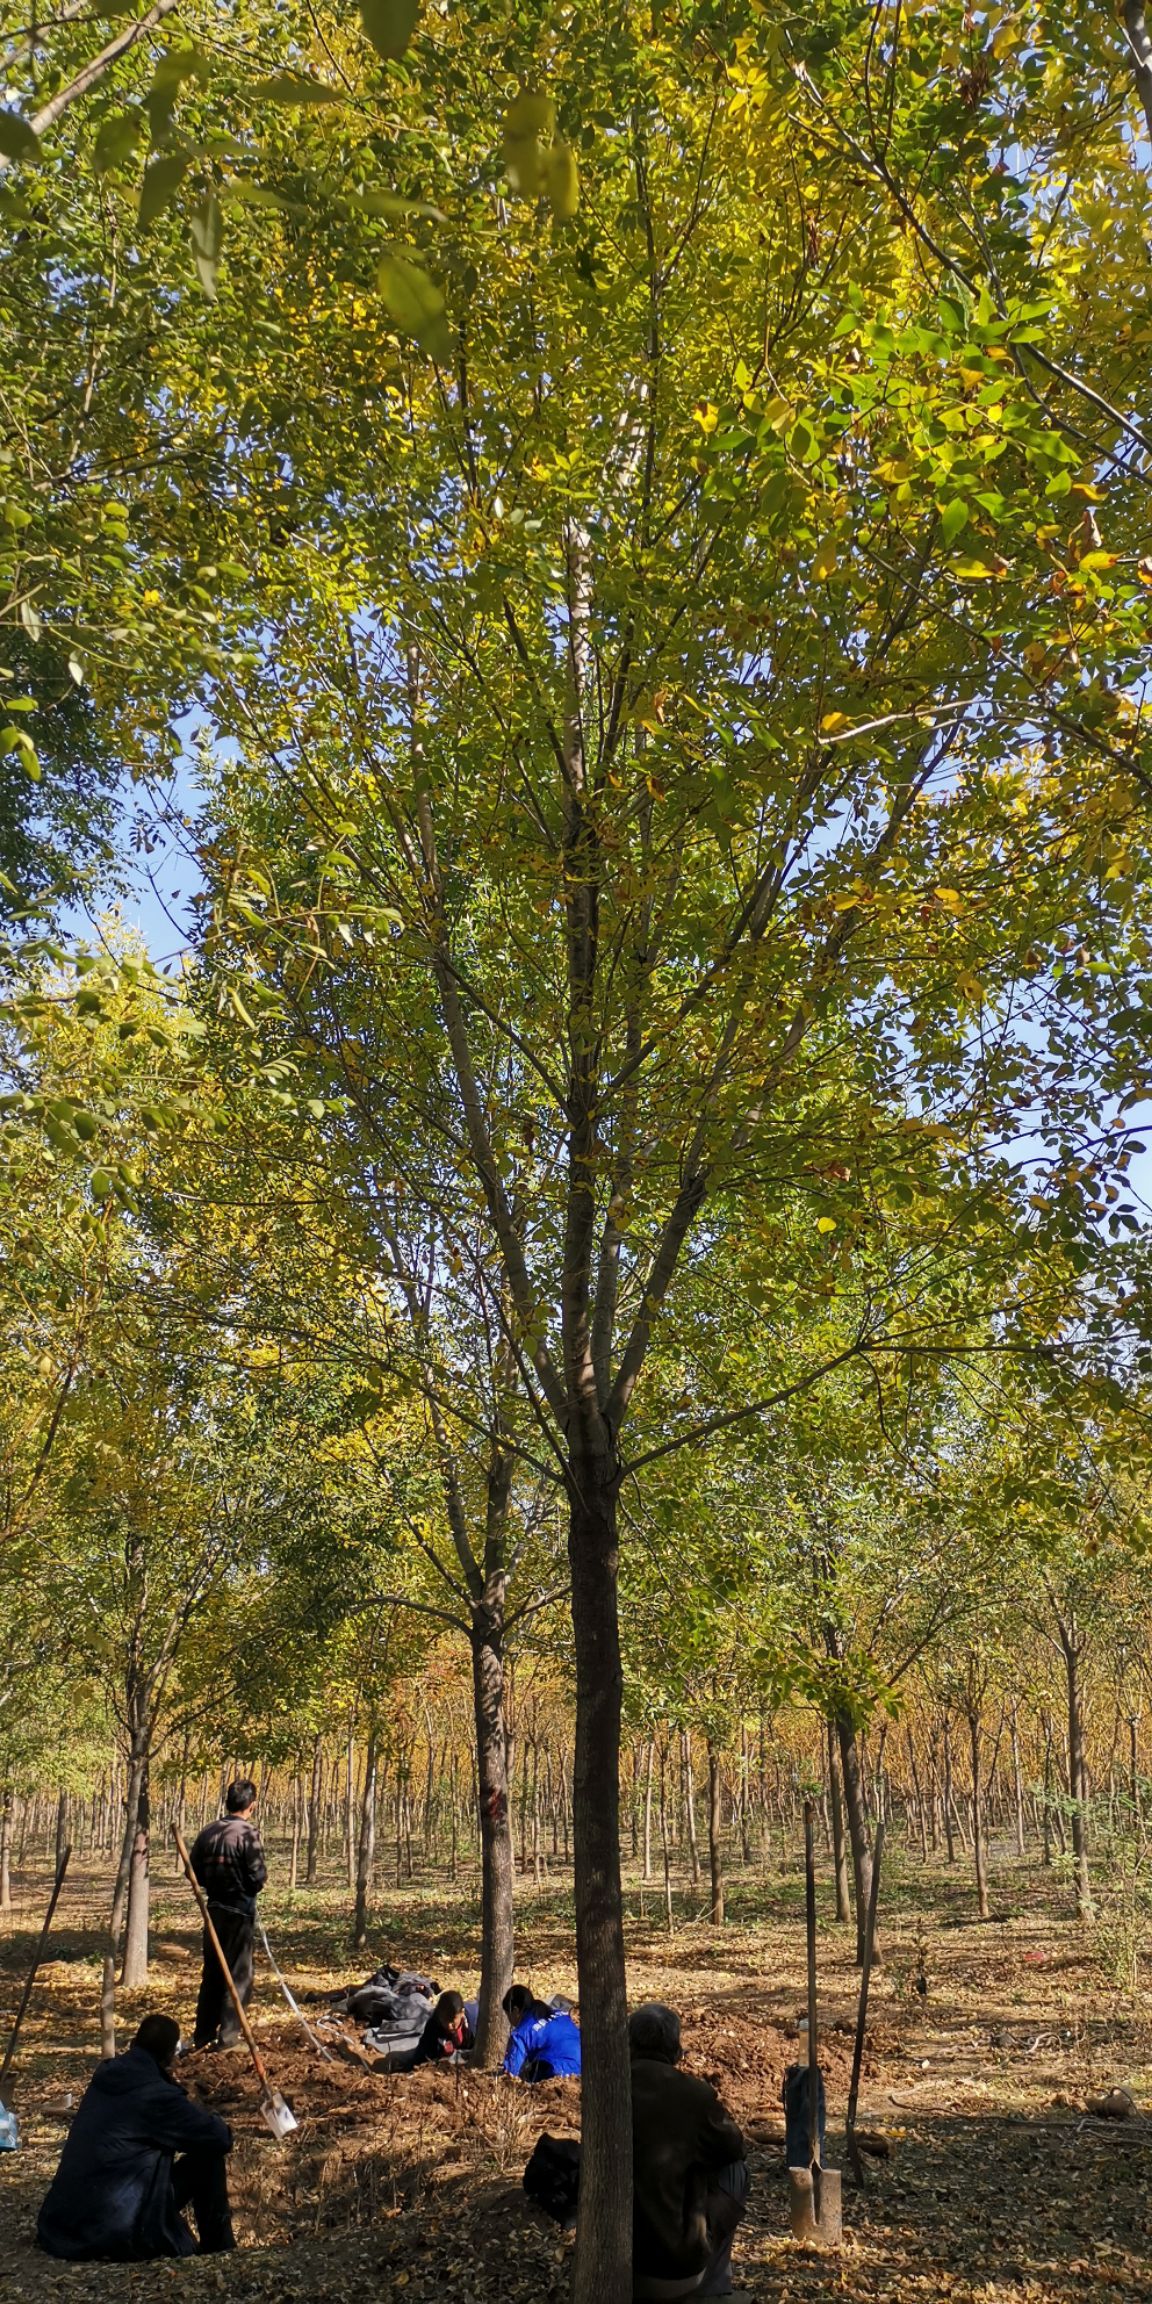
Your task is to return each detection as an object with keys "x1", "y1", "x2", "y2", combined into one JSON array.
[
  {"x1": 631, "y1": 2049, "x2": 746, "y2": 2281},
  {"x1": 189, "y1": 1814, "x2": 267, "y2": 1914},
  {"x1": 409, "y1": 2009, "x2": 473, "y2": 2068},
  {"x1": 37, "y1": 2046, "x2": 232, "y2": 2262}
]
